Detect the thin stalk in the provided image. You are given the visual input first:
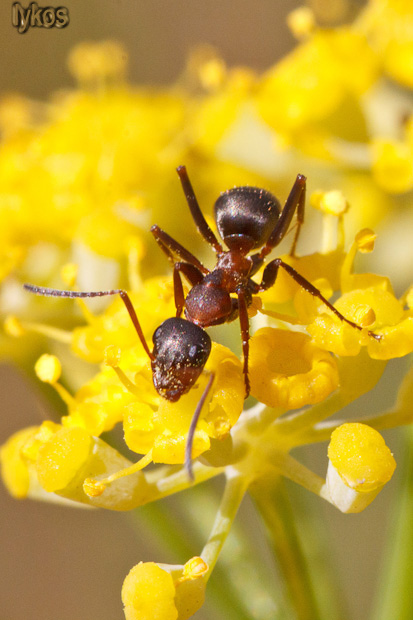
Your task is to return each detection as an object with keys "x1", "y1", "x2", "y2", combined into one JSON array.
[
  {"x1": 251, "y1": 478, "x2": 346, "y2": 620},
  {"x1": 129, "y1": 483, "x2": 253, "y2": 620},
  {"x1": 373, "y1": 426, "x2": 413, "y2": 620},
  {"x1": 201, "y1": 469, "x2": 249, "y2": 576}
]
